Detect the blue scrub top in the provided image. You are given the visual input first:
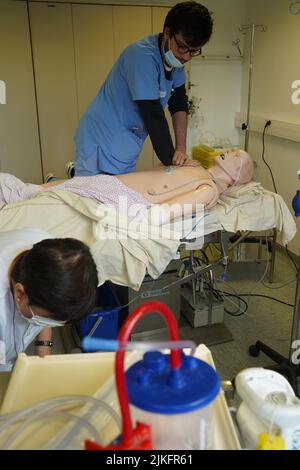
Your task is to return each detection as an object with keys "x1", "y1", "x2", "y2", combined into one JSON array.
[{"x1": 74, "y1": 34, "x2": 186, "y2": 176}]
